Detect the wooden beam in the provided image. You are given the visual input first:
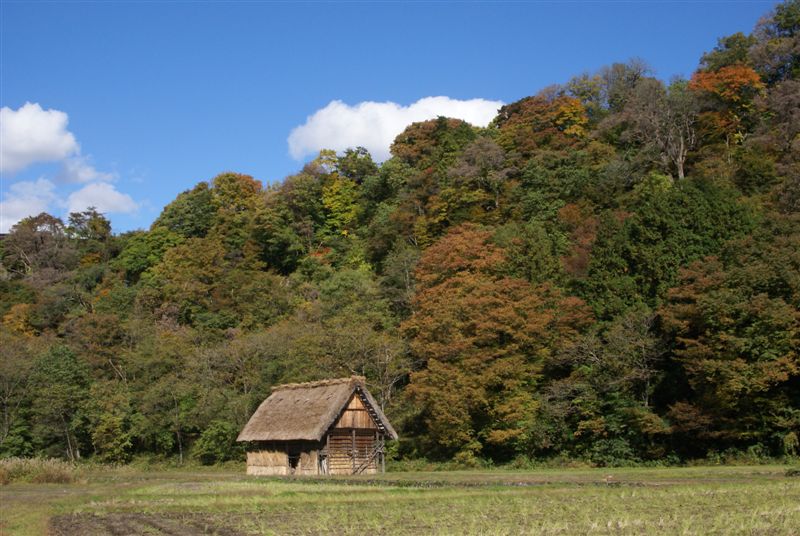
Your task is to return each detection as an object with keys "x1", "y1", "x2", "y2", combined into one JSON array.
[{"x1": 326, "y1": 433, "x2": 330, "y2": 475}]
